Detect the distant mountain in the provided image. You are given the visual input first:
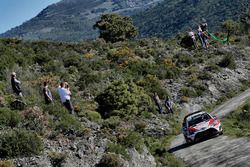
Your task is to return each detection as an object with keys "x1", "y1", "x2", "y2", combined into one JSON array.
[
  {"x1": 133, "y1": 0, "x2": 248, "y2": 38},
  {"x1": 0, "y1": 0, "x2": 163, "y2": 42},
  {"x1": 0, "y1": 0, "x2": 248, "y2": 42}
]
